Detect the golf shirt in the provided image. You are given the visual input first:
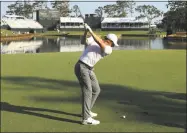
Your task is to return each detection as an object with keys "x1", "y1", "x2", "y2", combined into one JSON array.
[{"x1": 79, "y1": 36, "x2": 112, "y2": 67}]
